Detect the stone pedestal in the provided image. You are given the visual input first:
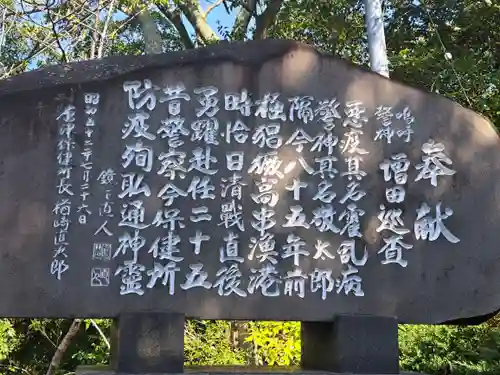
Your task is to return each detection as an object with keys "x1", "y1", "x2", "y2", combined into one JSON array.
[
  {"x1": 75, "y1": 365, "x2": 428, "y2": 375},
  {"x1": 301, "y1": 315, "x2": 399, "y2": 374},
  {"x1": 80, "y1": 313, "x2": 400, "y2": 375},
  {"x1": 109, "y1": 313, "x2": 185, "y2": 374}
]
